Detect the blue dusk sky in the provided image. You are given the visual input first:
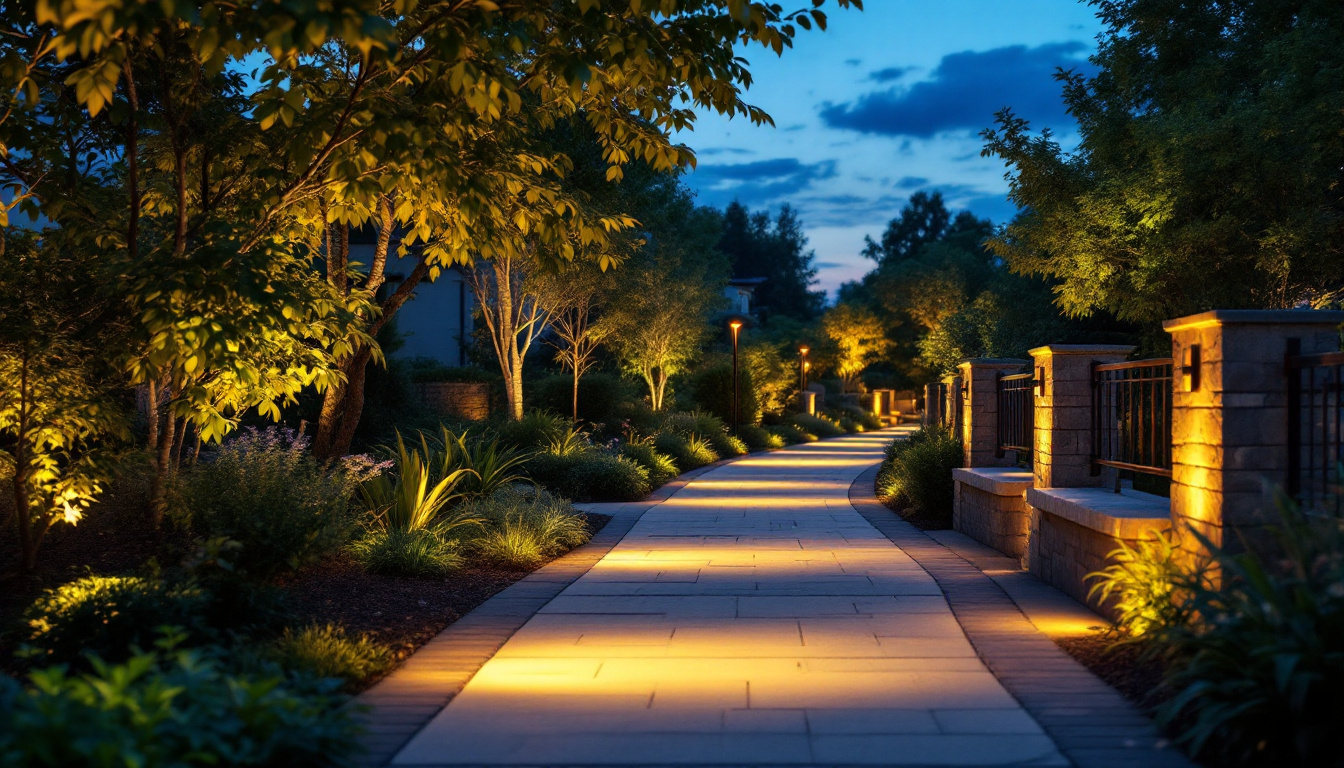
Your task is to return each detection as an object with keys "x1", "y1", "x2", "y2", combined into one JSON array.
[{"x1": 674, "y1": 1, "x2": 1104, "y2": 295}]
